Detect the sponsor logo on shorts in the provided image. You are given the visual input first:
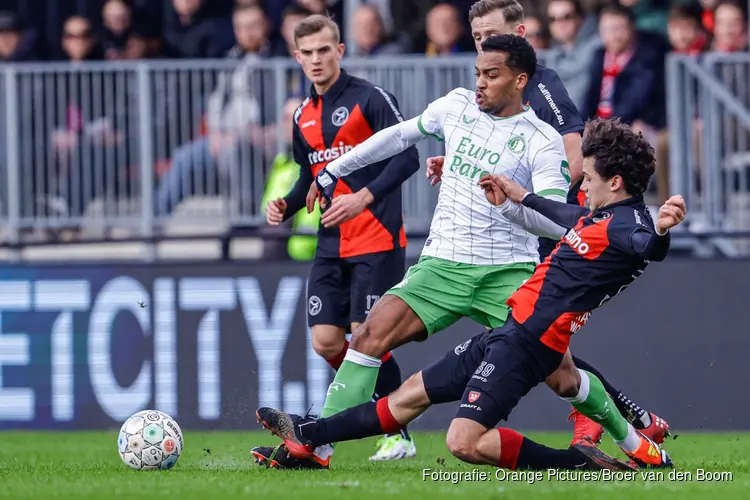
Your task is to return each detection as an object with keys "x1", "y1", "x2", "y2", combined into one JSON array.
[
  {"x1": 460, "y1": 404, "x2": 482, "y2": 411},
  {"x1": 308, "y1": 295, "x2": 322, "y2": 316},
  {"x1": 468, "y1": 391, "x2": 481, "y2": 403},
  {"x1": 454, "y1": 339, "x2": 472, "y2": 355}
]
